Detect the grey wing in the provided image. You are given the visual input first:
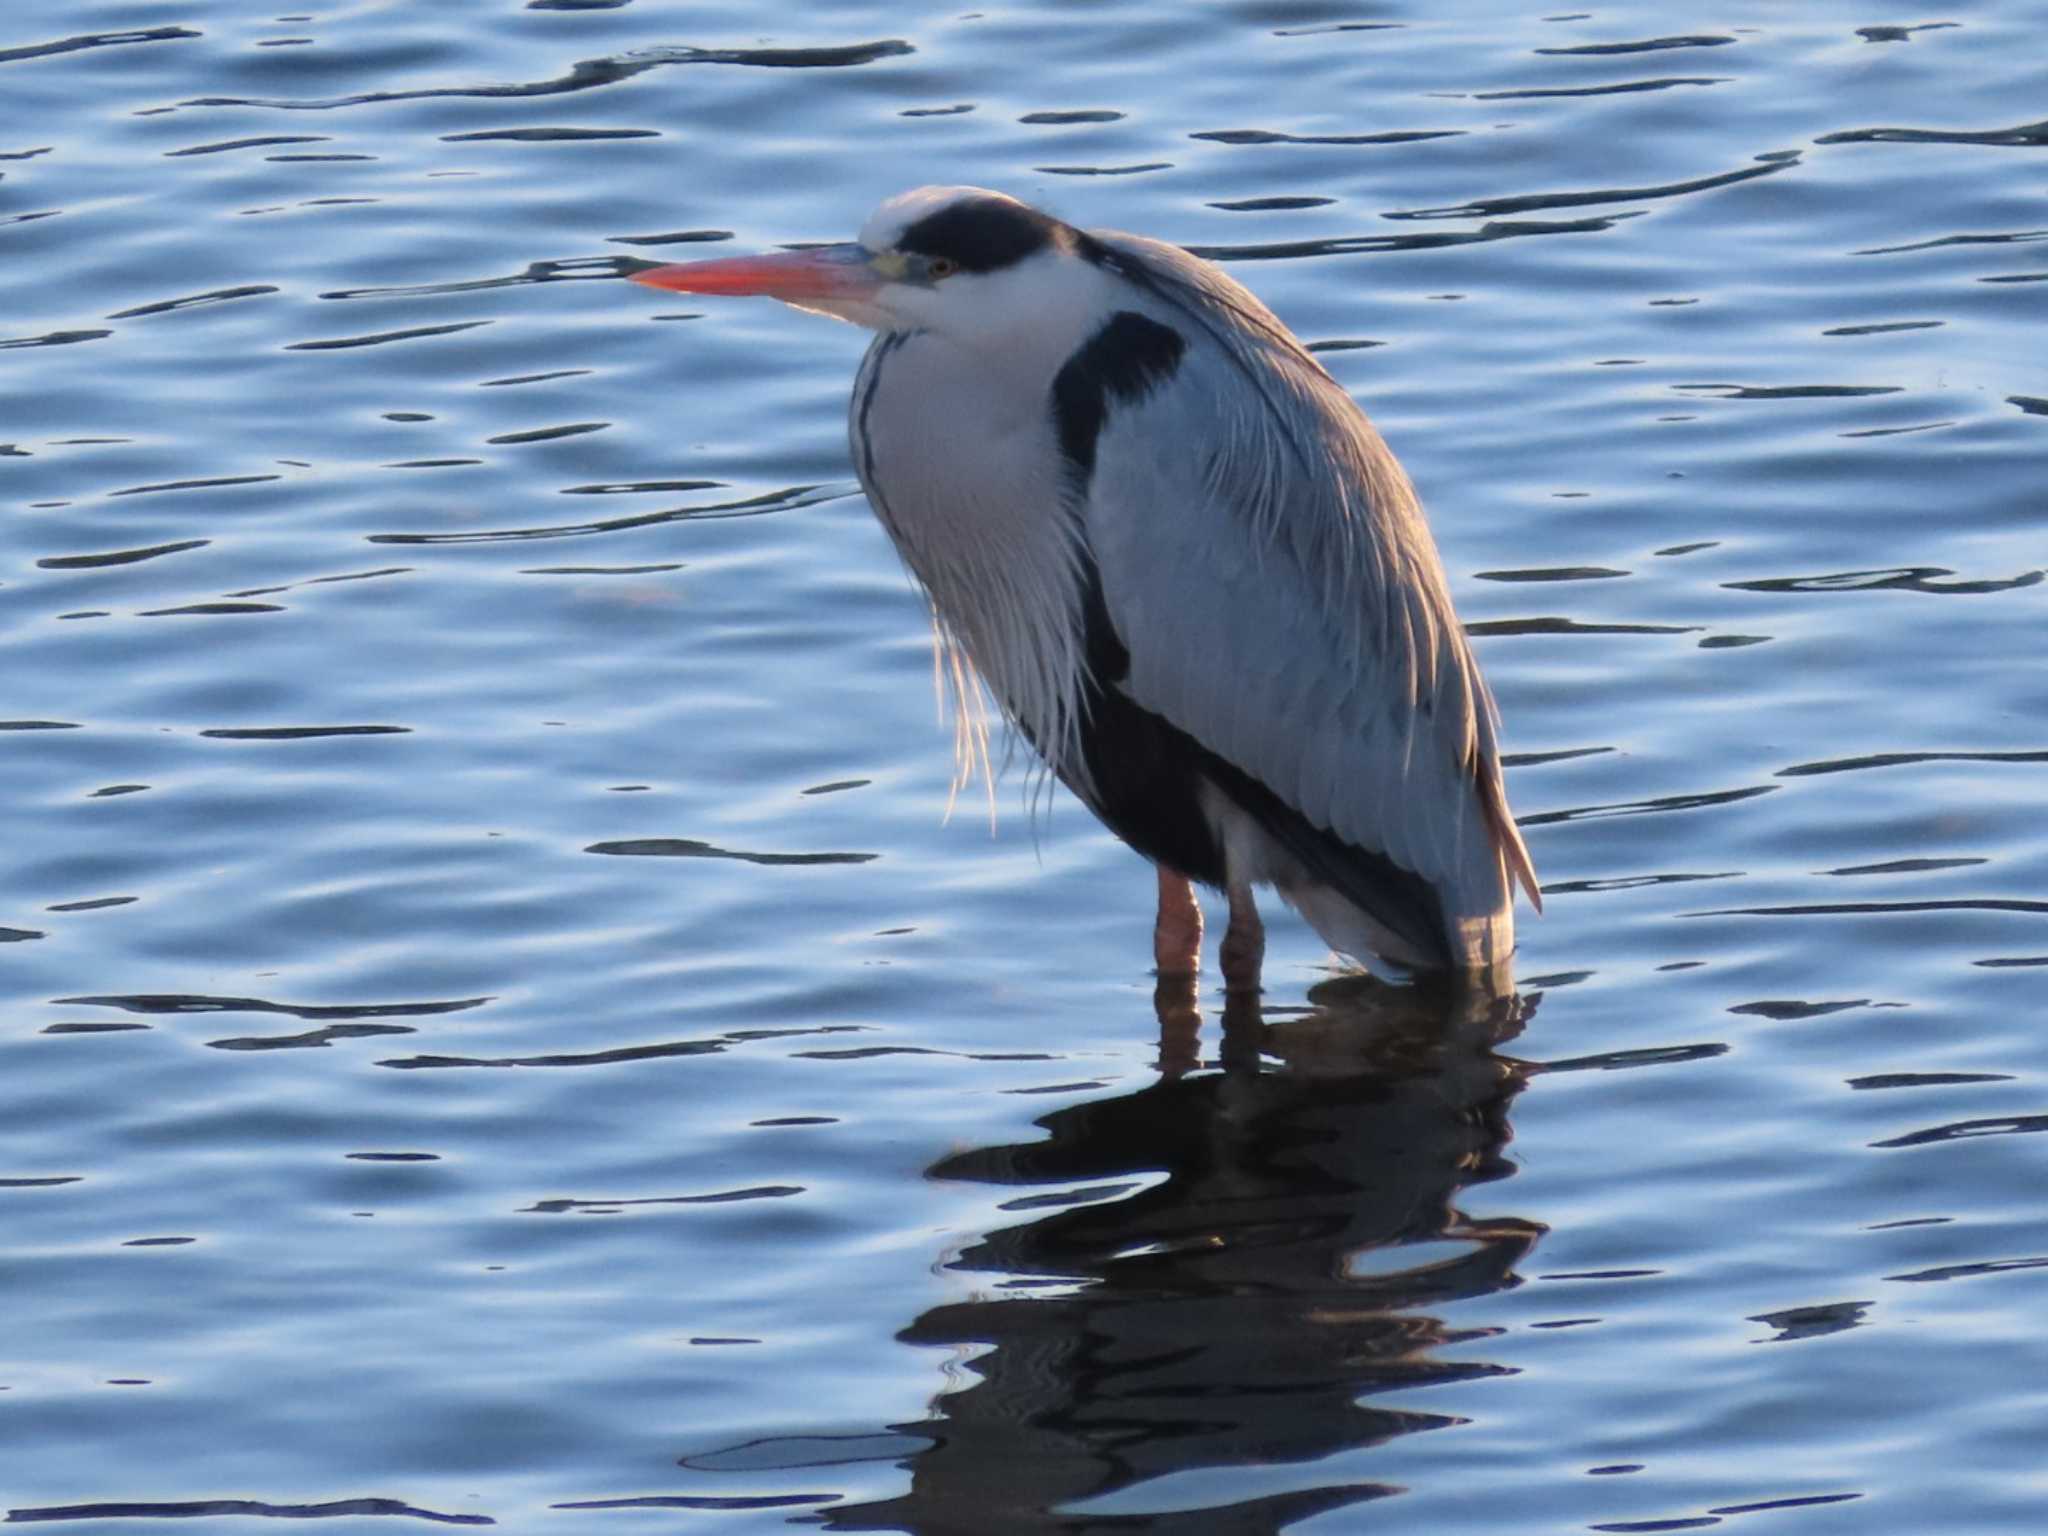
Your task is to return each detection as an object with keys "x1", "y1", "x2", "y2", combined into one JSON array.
[{"x1": 1077, "y1": 232, "x2": 1538, "y2": 967}]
